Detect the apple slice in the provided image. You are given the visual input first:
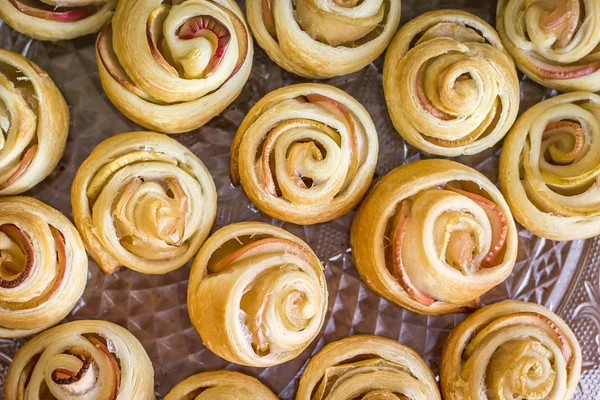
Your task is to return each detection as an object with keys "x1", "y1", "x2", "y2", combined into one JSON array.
[
  {"x1": 9, "y1": 0, "x2": 91, "y2": 22},
  {"x1": 0, "y1": 224, "x2": 34, "y2": 289},
  {"x1": 147, "y1": 4, "x2": 178, "y2": 76},
  {"x1": 527, "y1": 56, "x2": 600, "y2": 80},
  {"x1": 390, "y1": 200, "x2": 436, "y2": 306},
  {"x1": 178, "y1": 15, "x2": 231, "y2": 77},
  {"x1": 0, "y1": 144, "x2": 37, "y2": 191},
  {"x1": 262, "y1": 0, "x2": 277, "y2": 39},
  {"x1": 51, "y1": 349, "x2": 92, "y2": 385},
  {"x1": 416, "y1": 66, "x2": 451, "y2": 120},
  {"x1": 543, "y1": 120, "x2": 584, "y2": 164},
  {"x1": 540, "y1": 0, "x2": 579, "y2": 48}
]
